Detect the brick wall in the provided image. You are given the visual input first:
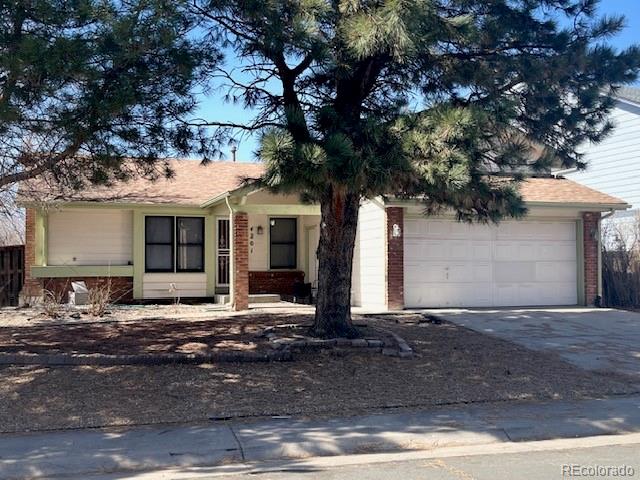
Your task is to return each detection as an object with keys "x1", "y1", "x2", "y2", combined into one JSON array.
[
  {"x1": 249, "y1": 271, "x2": 305, "y2": 295},
  {"x1": 21, "y1": 208, "x2": 42, "y2": 298},
  {"x1": 386, "y1": 207, "x2": 404, "y2": 310},
  {"x1": 583, "y1": 212, "x2": 600, "y2": 306},
  {"x1": 41, "y1": 277, "x2": 134, "y2": 303},
  {"x1": 233, "y1": 212, "x2": 249, "y2": 311}
]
